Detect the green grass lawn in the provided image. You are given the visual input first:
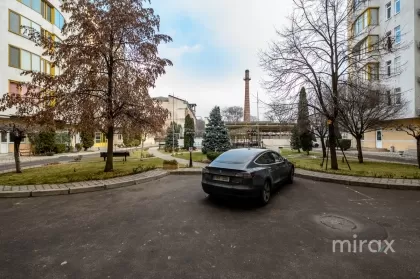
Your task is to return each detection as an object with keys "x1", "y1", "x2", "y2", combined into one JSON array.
[
  {"x1": 0, "y1": 153, "x2": 164, "y2": 186},
  {"x1": 173, "y1": 152, "x2": 208, "y2": 163},
  {"x1": 281, "y1": 149, "x2": 420, "y2": 179}
]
